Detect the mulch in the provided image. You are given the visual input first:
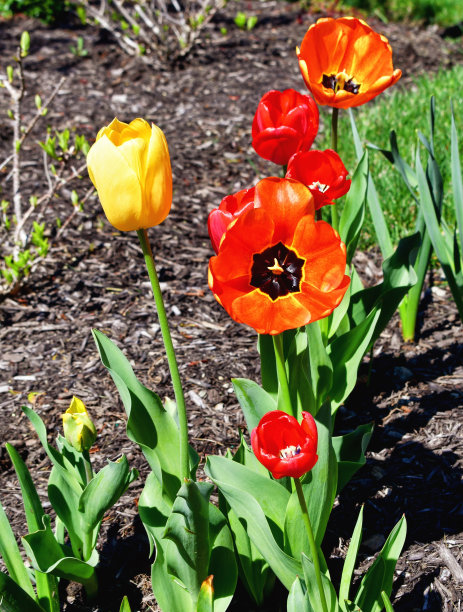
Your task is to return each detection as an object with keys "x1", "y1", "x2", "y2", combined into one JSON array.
[{"x1": 0, "y1": 1, "x2": 462, "y2": 610}]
